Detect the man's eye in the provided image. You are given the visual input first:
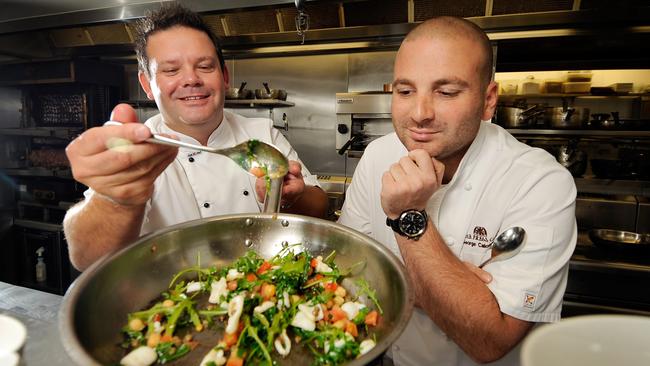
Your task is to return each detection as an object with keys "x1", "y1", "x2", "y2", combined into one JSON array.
[
  {"x1": 163, "y1": 69, "x2": 179, "y2": 74},
  {"x1": 198, "y1": 65, "x2": 215, "y2": 71},
  {"x1": 397, "y1": 89, "x2": 414, "y2": 96},
  {"x1": 438, "y1": 90, "x2": 459, "y2": 97}
]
